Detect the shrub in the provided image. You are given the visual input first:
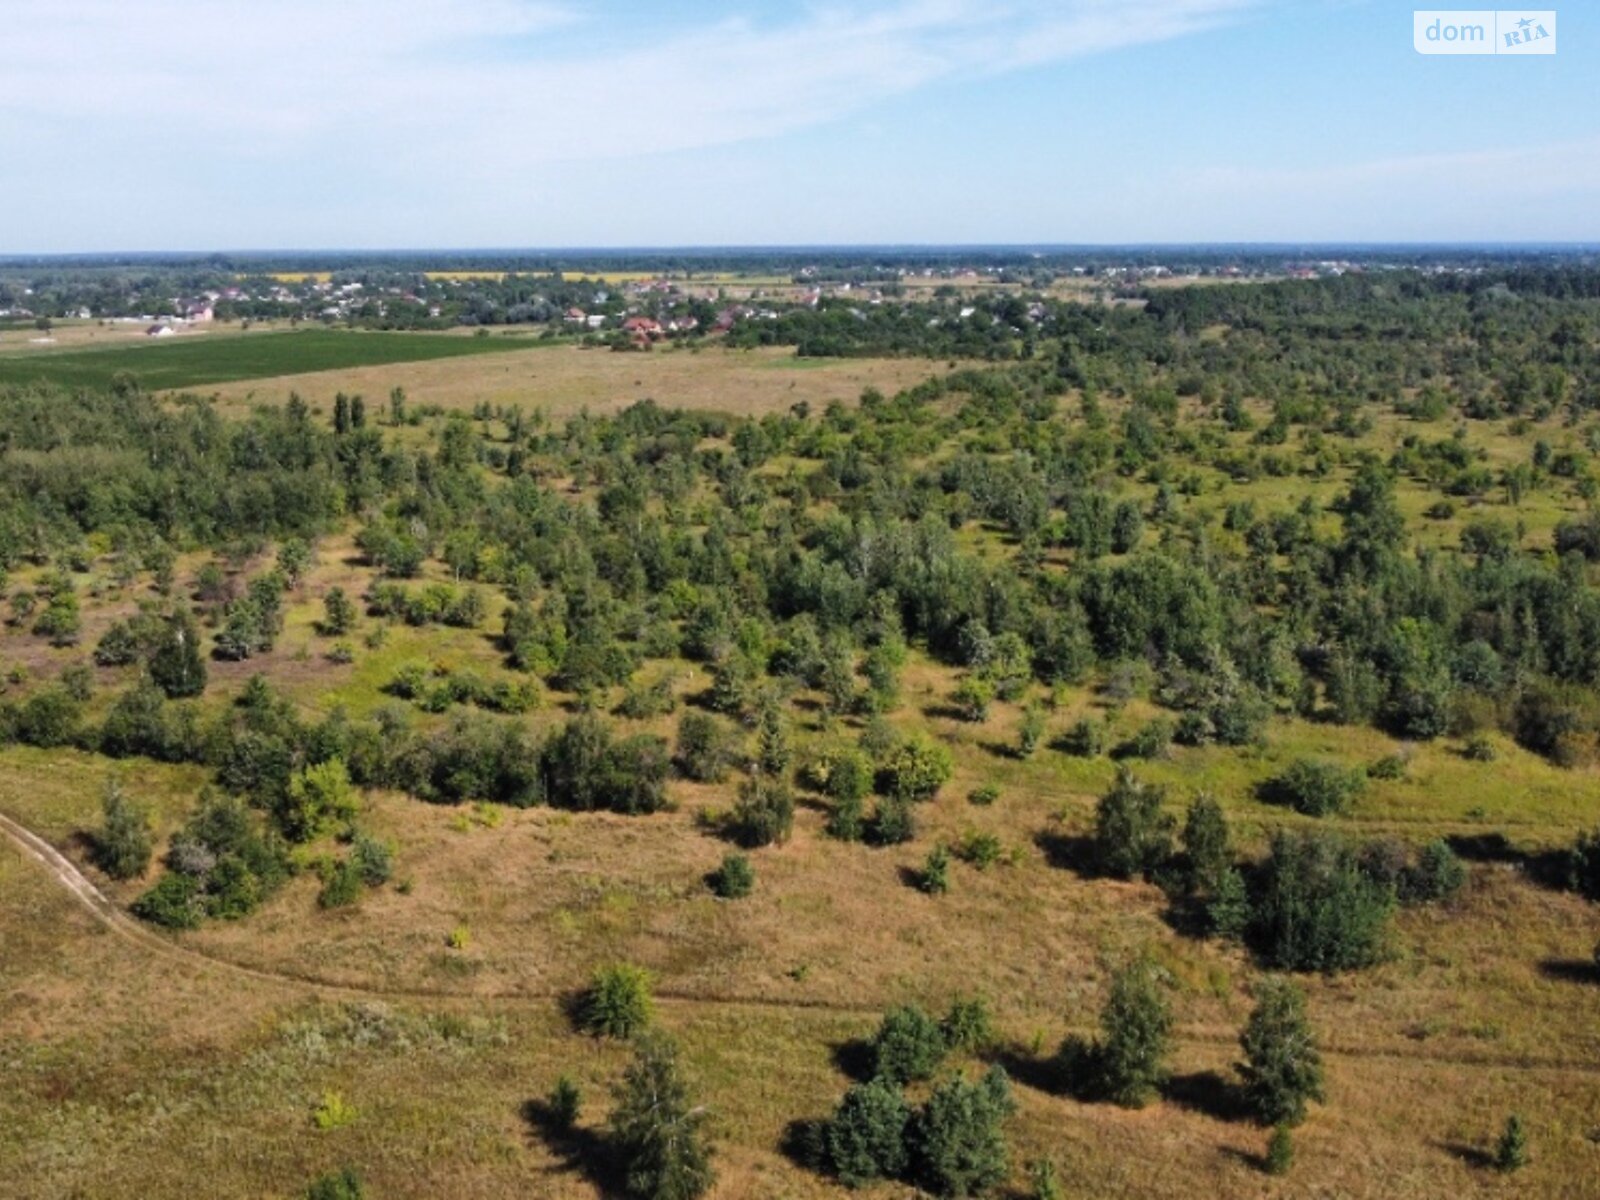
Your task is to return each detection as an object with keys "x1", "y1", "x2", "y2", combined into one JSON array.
[
  {"x1": 1494, "y1": 1114, "x2": 1528, "y2": 1172},
  {"x1": 952, "y1": 676, "x2": 995, "y2": 723},
  {"x1": 870, "y1": 1005, "x2": 947, "y2": 1085},
  {"x1": 941, "y1": 997, "x2": 995, "y2": 1054},
  {"x1": 1254, "y1": 830, "x2": 1395, "y2": 972},
  {"x1": 828, "y1": 792, "x2": 866, "y2": 842},
  {"x1": 1463, "y1": 734, "x2": 1497, "y2": 762},
  {"x1": 1120, "y1": 718, "x2": 1173, "y2": 760},
  {"x1": 1017, "y1": 704, "x2": 1046, "y2": 758},
  {"x1": 548, "y1": 1075, "x2": 582, "y2": 1131},
  {"x1": 1367, "y1": 753, "x2": 1407, "y2": 780},
  {"x1": 609, "y1": 1033, "x2": 715, "y2": 1200},
  {"x1": 1265, "y1": 758, "x2": 1365, "y2": 817},
  {"x1": 879, "y1": 734, "x2": 953, "y2": 802},
  {"x1": 708, "y1": 852, "x2": 755, "y2": 899},
  {"x1": 820, "y1": 1077, "x2": 911, "y2": 1188},
  {"x1": 1028, "y1": 1158, "x2": 1064, "y2": 1200},
  {"x1": 731, "y1": 777, "x2": 794, "y2": 848},
  {"x1": 582, "y1": 964, "x2": 654, "y2": 1038},
  {"x1": 956, "y1": 830, "x2": 1004, "y2": 871},
  {"x1": 1095, "y1": 959, "x2": 1172, "y2": 1108},
  {"x1": 1061, "y1": 717, "x2": 1106, "y2": 758},
  {"x1": 675, "y1": 711, "x2": 739, "y2": 783},
  {"x1": 95, "y1": 778, "x2": 152, "y2": 880},
  {"x1": 317, "y1": 858, "x2": 364, "y2": 909},
  {"x1": 305, "y1": 1167, "x2": 364, "y2": 1200},
  {"x1": 1238, "y1": 976, "x2": 1324, "y2": 1127},
  {"x1": 312, "y1": 1091, "x2": 359, "y2": 1131},
  {"x1": 911, "y1": 1066, "x2": 1014, "y2": 1198},
  {"x1": 278, "y1": 757, "x2": 358, "y2": 843},
  {"x1": 1092, "y1": 768, "x2": 1174, "y2": 880},
  {"x1": 913, "y1": 844, "x2": 949, "y2": 895},
  {"x1": 871, "y1": 797, "x2": 916, "y2": 846},
  {"x1": 1265, "y1": 1124, "x2": 1294, "y2": 1176},
  {"x1": 131, "y1": 872, "x2": 202, "y2": 929},
  {"x1": 823, "y1": 747, "x2": 873, "y2": 804},
  {"x1": 1569, "y1": 827, "x2": 1600, "y2": 900},
  {"x1": 967, "y1": 784, "x2": 1000, "y2": 807},
  {"x1": 350, "y1": 832, "x2": 393, "y2": 887},
  {"x1": 1400, "y1": 839, "x2": 1465, "y2": 904}
]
